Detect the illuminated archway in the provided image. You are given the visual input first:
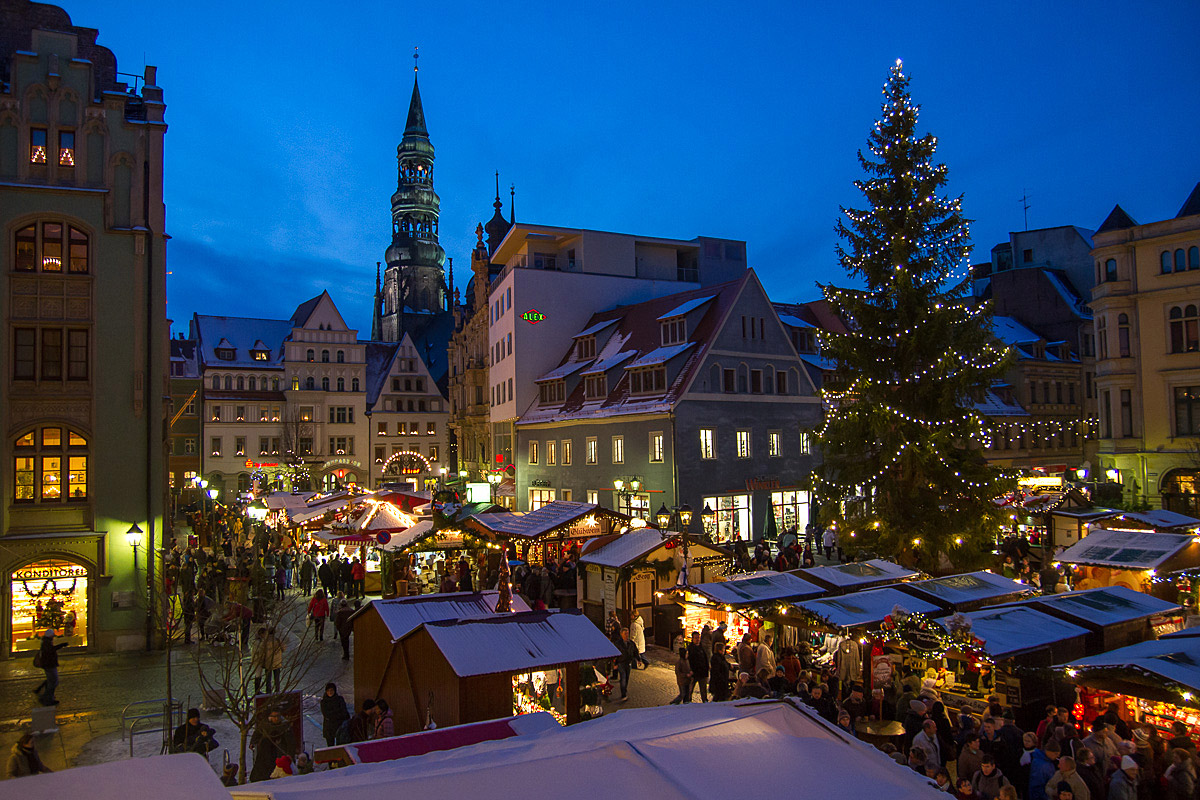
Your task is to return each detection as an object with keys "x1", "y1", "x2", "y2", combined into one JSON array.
[{"x1": 381, "y1": 450, "x2": 431, "y2": 476}]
